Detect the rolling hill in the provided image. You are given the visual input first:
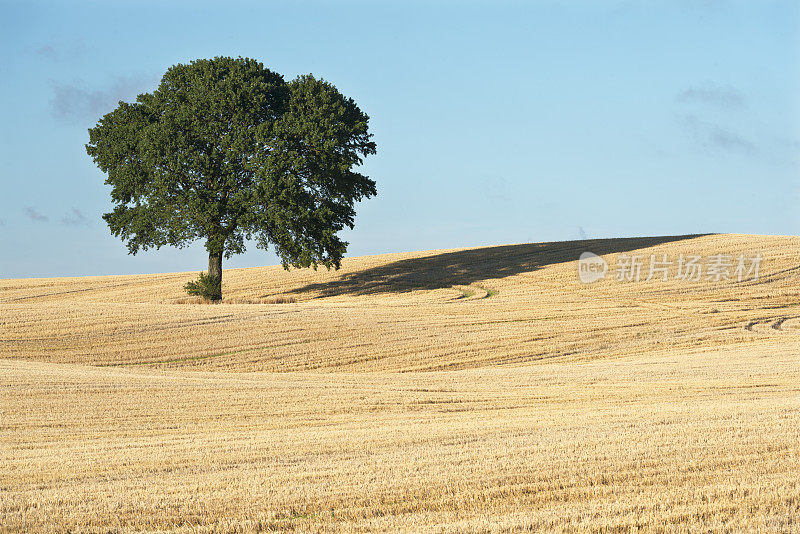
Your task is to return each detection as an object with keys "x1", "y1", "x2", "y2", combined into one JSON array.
[
  {"x1": 2, "y1": 233, "x2": 799, "y2": 371},
  {"x1": 2, "y1": 233, "x2": 799, "y2": 531}
]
